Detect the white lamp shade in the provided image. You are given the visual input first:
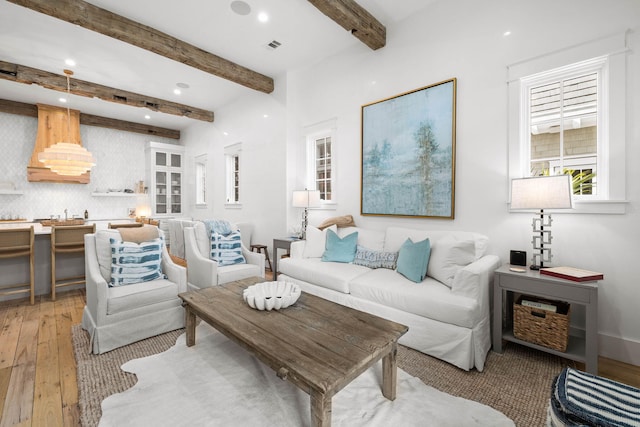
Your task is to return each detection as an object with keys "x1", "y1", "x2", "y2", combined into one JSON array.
[
  {"x1": 292, "y1": 189, "x2": 321, "y2": 208},
  {"x1": 511, "y1": 175, "x2": 573, "y2": 210}
]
